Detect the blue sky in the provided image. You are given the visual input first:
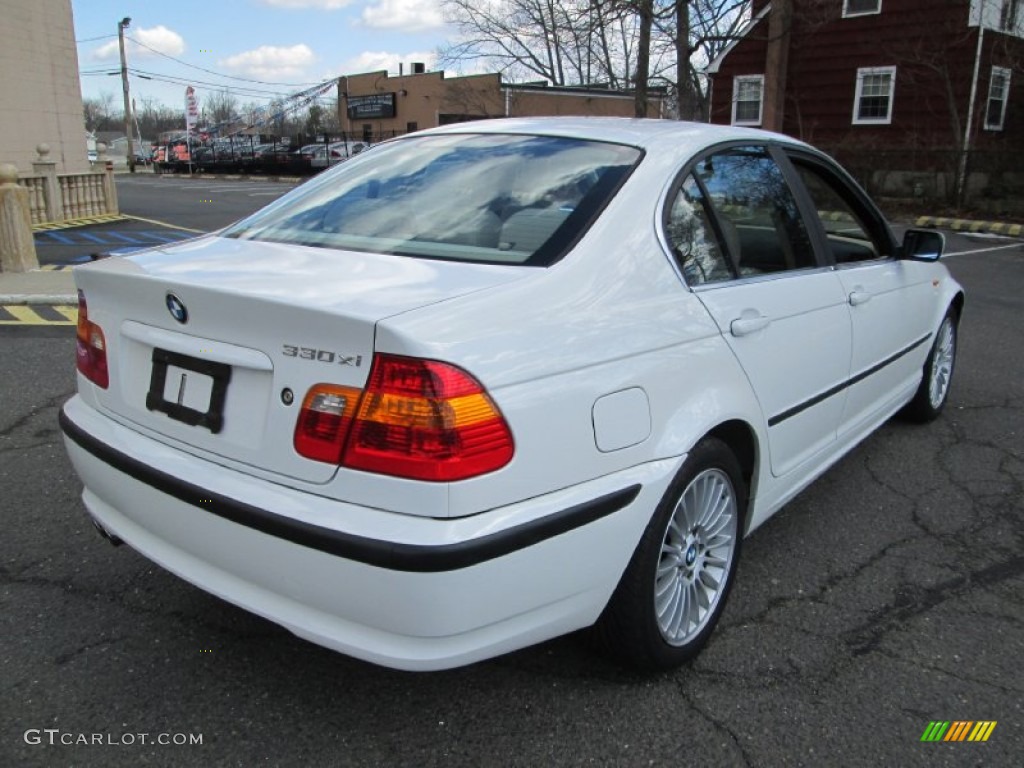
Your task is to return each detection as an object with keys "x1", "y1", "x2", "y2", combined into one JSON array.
[{"x1": 73, "y1": 0, "x2": 450, "y2": 112}]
